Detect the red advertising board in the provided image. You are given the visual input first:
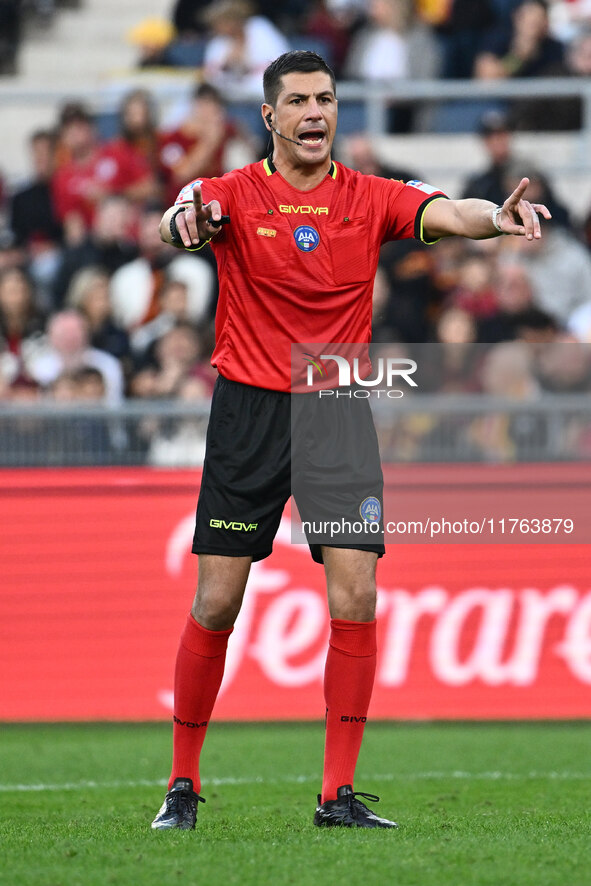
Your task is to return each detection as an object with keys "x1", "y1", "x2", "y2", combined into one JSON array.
[{"x1": 1, "y1": 466, "x2": 590, "y2": 721}]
